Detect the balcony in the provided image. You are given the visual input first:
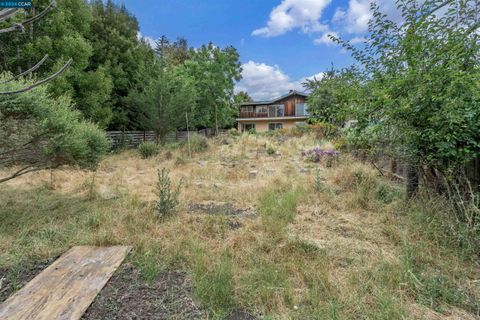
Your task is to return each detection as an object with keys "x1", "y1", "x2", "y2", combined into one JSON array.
[
  {"x1": 238, "y1": 112, "x2": 269, "y2": 118},
  {"x1": 238, "y1": 104, "x2": 309, "y2": 119}
]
